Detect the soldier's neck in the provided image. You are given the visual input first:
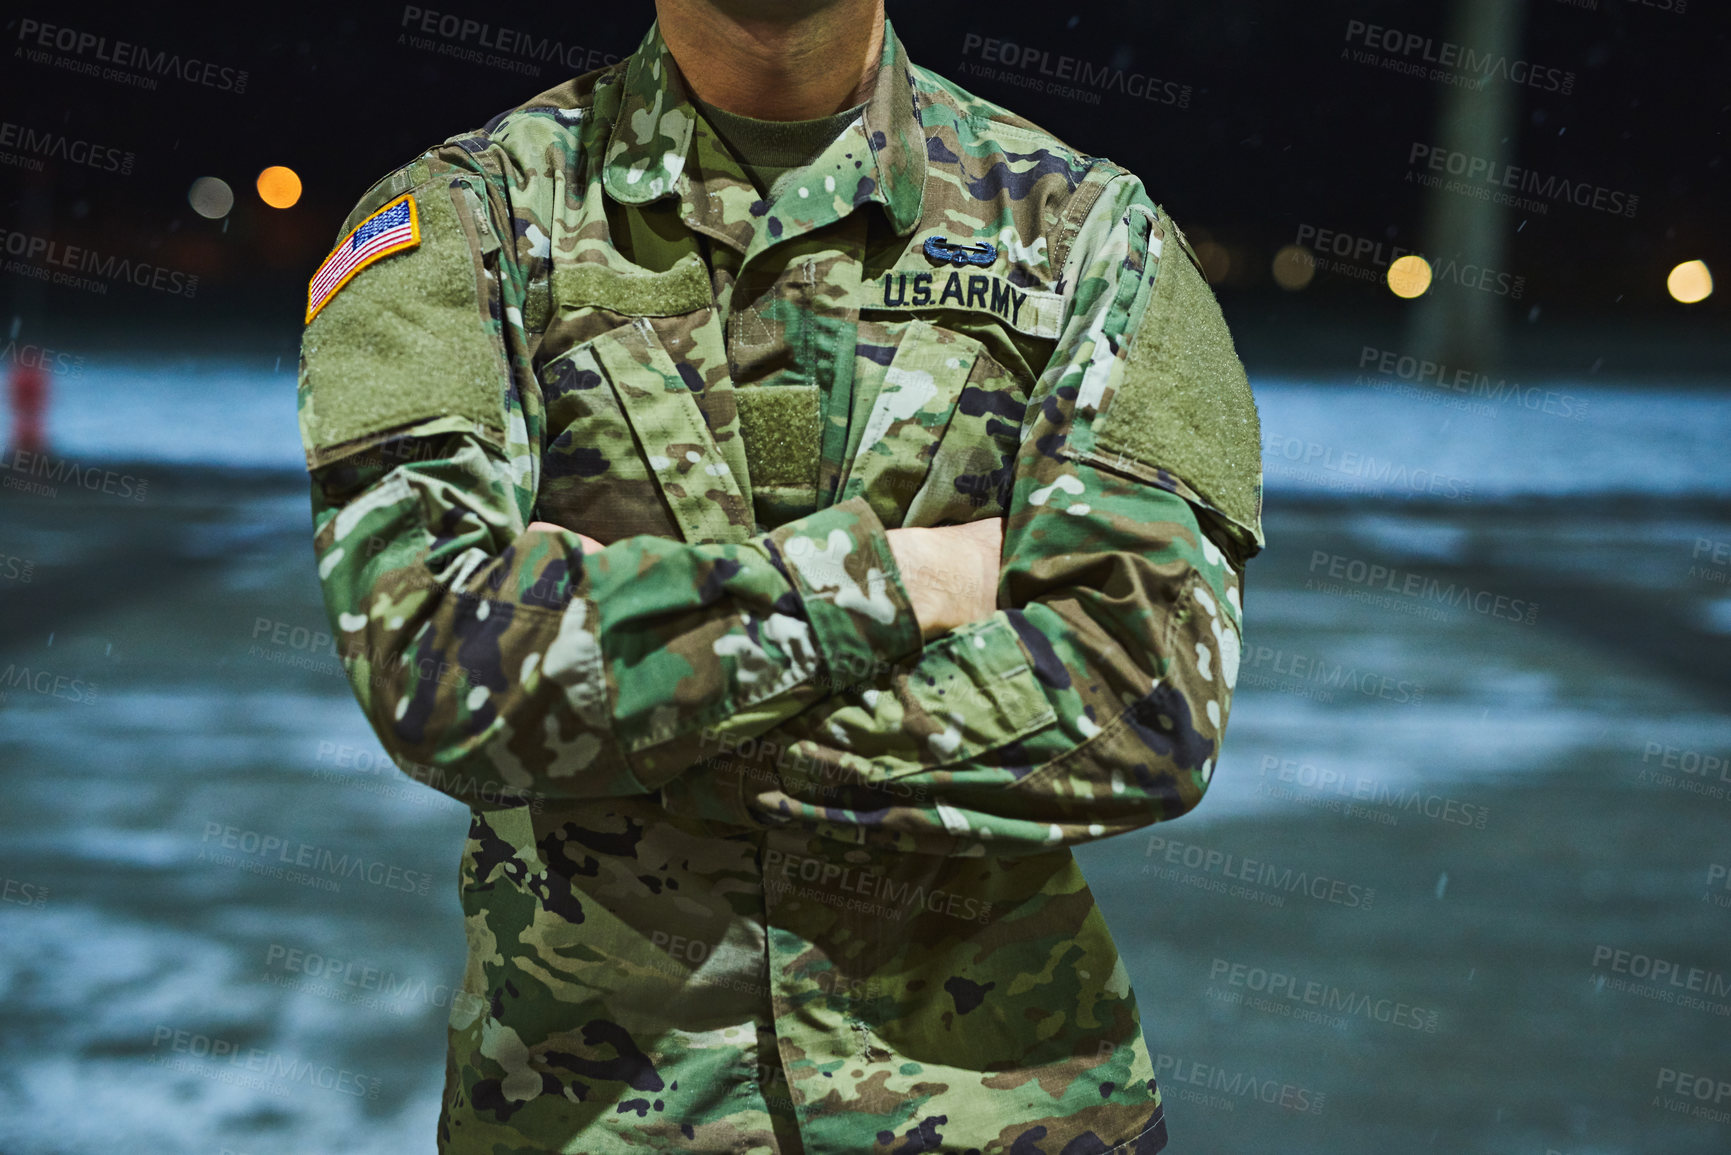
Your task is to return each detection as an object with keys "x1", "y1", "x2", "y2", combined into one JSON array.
[{"x1": 655, "y1": 0, "x2": 884, "y2": 120}]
